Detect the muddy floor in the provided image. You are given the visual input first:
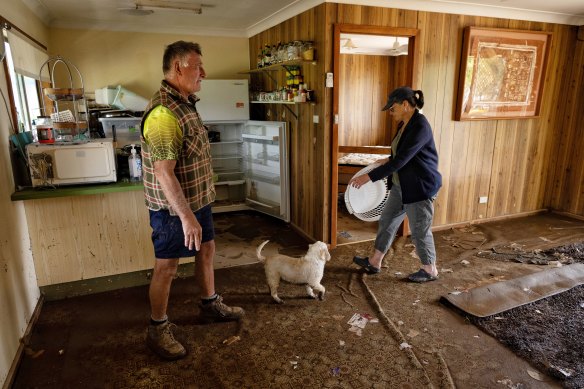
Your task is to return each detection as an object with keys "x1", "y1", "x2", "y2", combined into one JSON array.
[{"x1": 12, "y1": 212, "x2": 584, "y2": 388}]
